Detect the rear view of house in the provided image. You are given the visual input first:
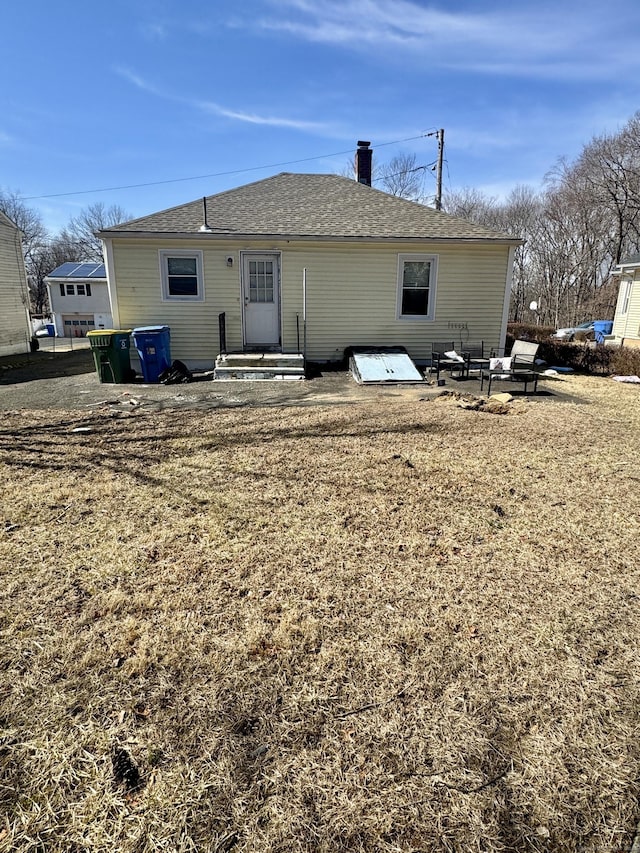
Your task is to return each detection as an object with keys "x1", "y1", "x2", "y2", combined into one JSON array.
[
  {"x1": 0, "y1": 211, "x2": 31, "y2": 356},
  {"x1": 99, "y1": 155, "x2": 520, "y2": 371}
]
